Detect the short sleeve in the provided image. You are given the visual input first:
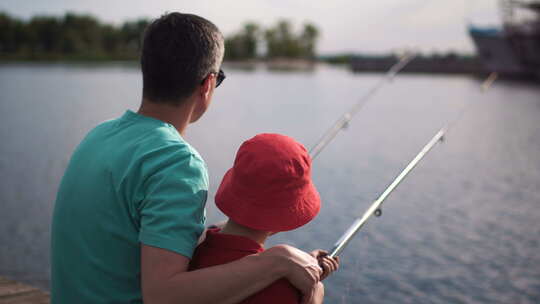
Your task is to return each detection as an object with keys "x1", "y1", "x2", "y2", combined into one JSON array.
[{"x1": 137, "y1": 143, "x2": 208, "y2": 259}]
